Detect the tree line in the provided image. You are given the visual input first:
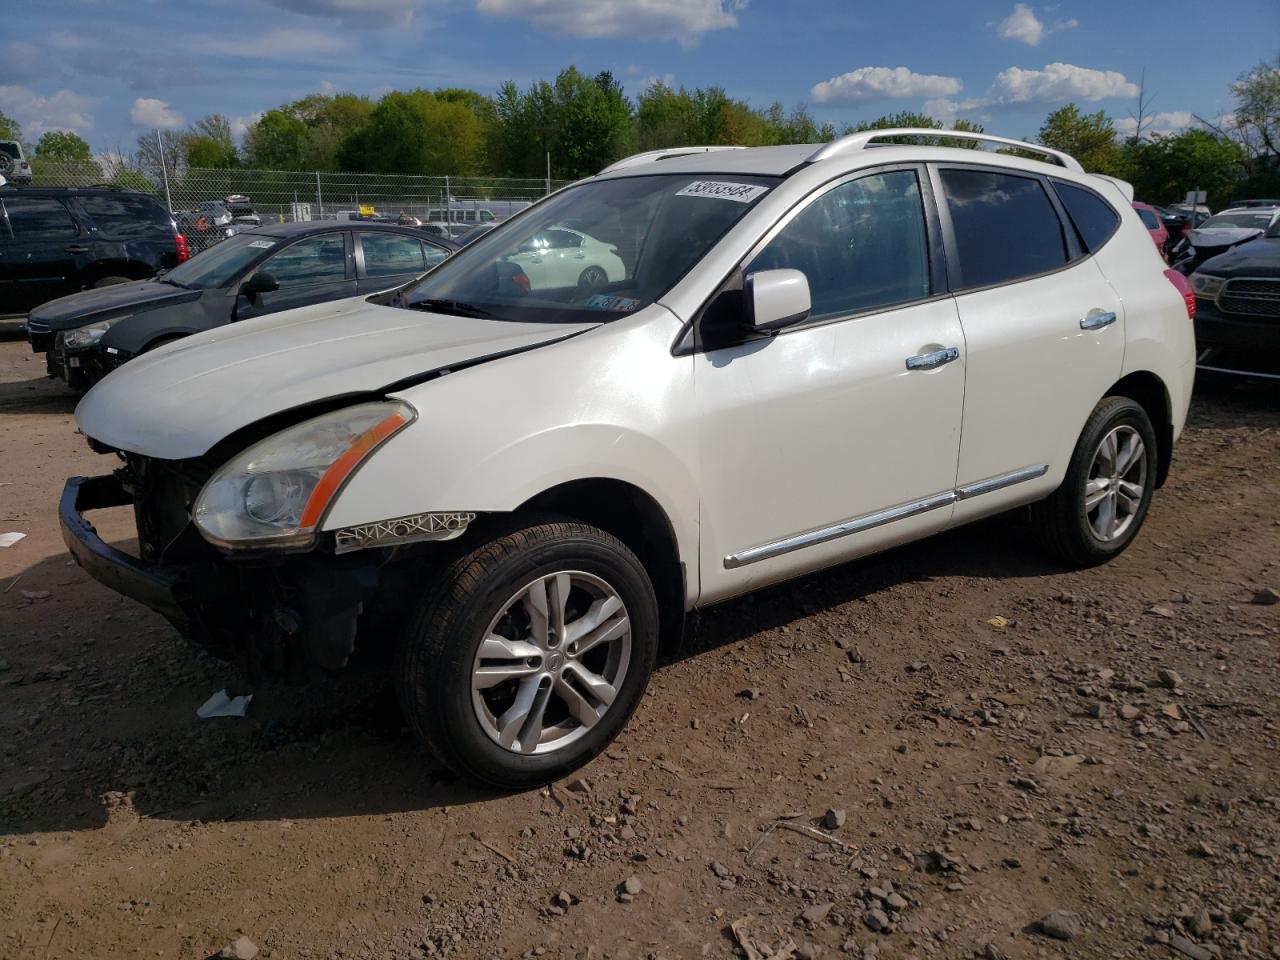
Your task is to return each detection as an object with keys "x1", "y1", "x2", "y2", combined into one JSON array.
[{"x1": 3, "y1": 58, "x2": 1276, "y2": 208}]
